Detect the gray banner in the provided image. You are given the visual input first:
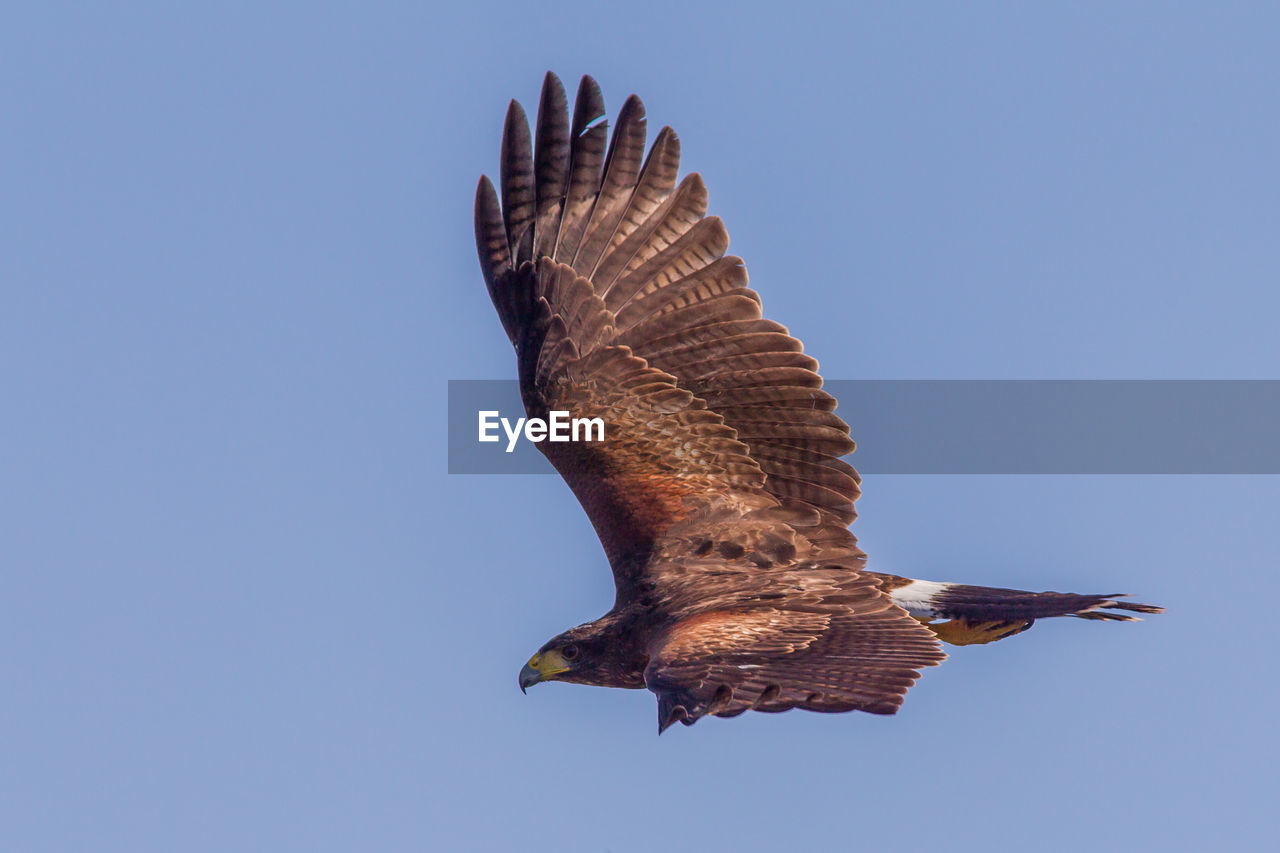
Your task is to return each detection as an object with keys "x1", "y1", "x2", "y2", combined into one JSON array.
[{"x1": 447, "y1": 380, "x2": 1280, "y2": 474}]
